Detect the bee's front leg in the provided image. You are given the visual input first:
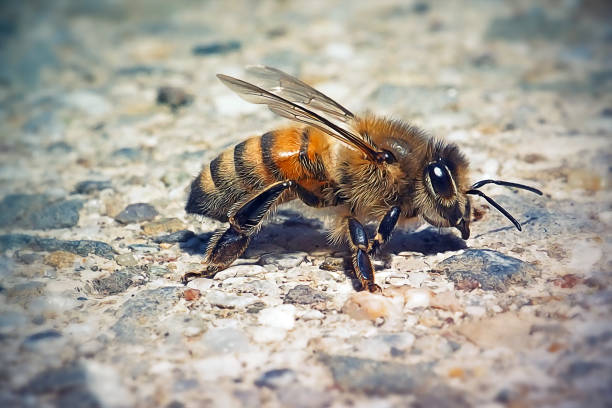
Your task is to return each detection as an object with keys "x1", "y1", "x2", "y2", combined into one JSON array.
[
  {"x1": 347, "y1": 217, "x2": 381, "y2": 293},
  {"x1": 368, "y1": 206, "x2": 401, "y2": 256}
]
